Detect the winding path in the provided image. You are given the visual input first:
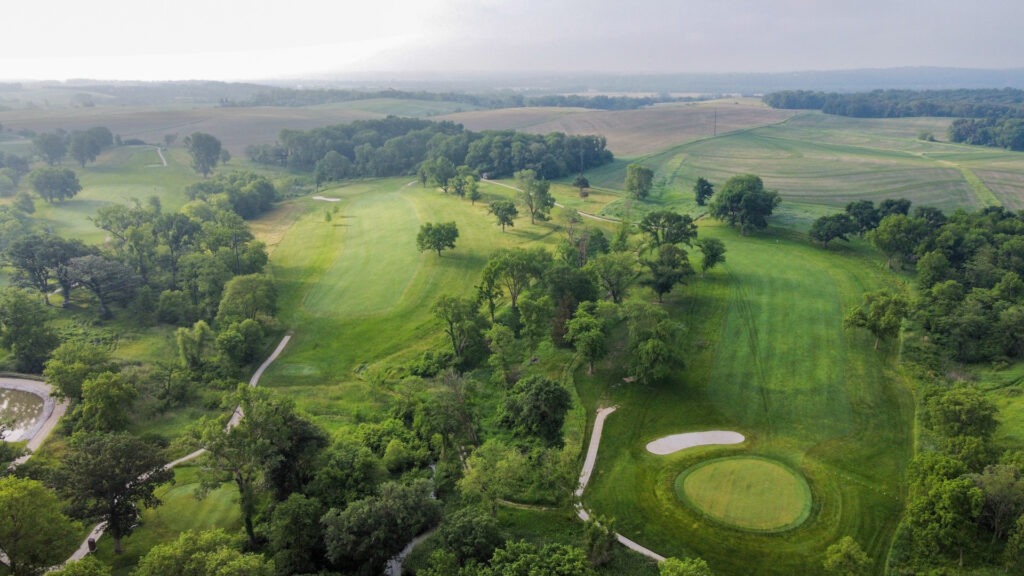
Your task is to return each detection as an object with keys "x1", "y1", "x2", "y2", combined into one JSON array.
[
  {"x1": 576, "y1": 406, "x2": 666, "y2": 562},
  {"x1": 64, "y1": 334, "x2": 292, "y2": 564}
]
